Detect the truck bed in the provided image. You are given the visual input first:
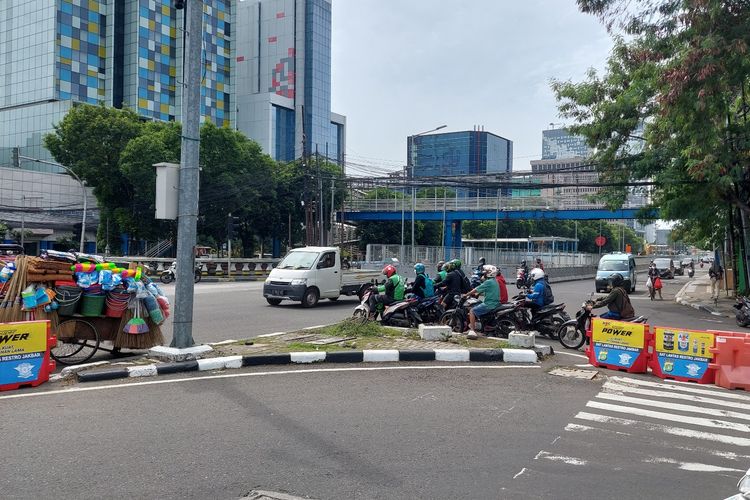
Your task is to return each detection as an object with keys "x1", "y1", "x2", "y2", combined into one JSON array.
[{"x1": 341, "y1": 270, "x2": 381, "y2": 287}]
